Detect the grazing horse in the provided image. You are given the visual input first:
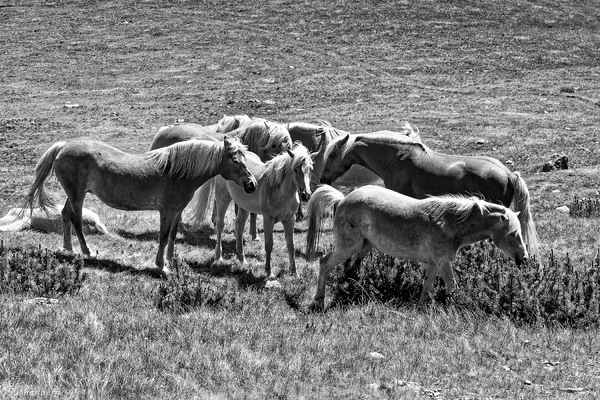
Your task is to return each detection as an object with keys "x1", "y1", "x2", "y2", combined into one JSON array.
[
  {"x1": 306, "y1": 185, "x2": 529, "y2": 309},
  {"x1": 319, "y1": 123, "x2": 540, "y2": 256},
  {"x1": 0, "y1": 204, "x2": 108, "y2": 235},
  {"x1": 211, "y1": 143, "x2": 314, "y2": 278},
  {"x1": 25, "y1": 138, "x2": 257, "y2": 274},
  {"x1": 150, "y1": 117, "x2": 292, "y2": 233}
]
